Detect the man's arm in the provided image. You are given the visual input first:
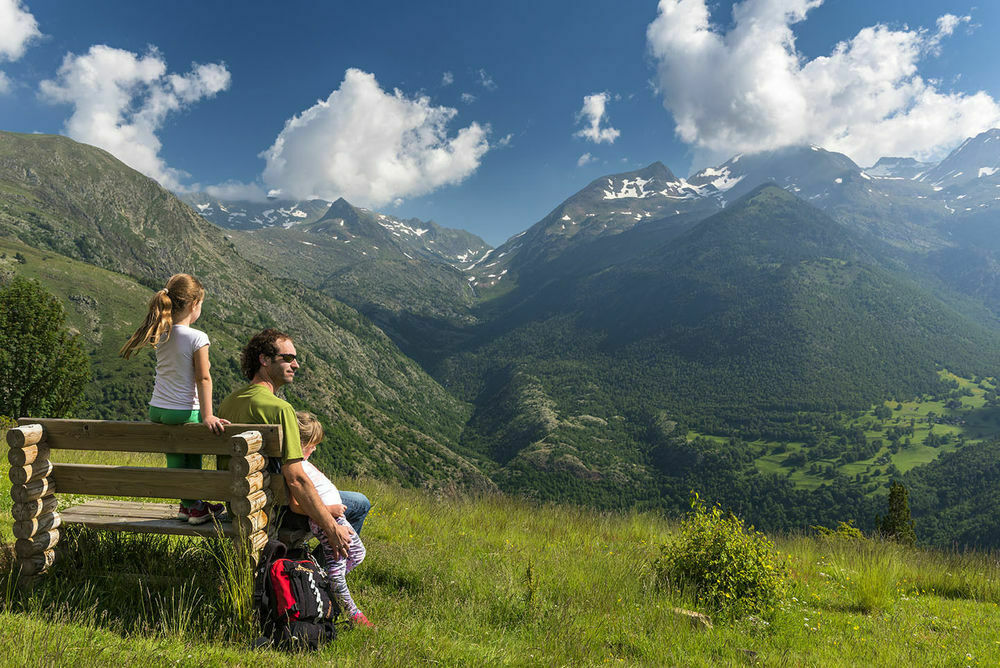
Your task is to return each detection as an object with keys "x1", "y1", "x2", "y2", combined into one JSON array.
[{"x1": 282, "y1": 459, "x2": 353, "y2": 558}]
